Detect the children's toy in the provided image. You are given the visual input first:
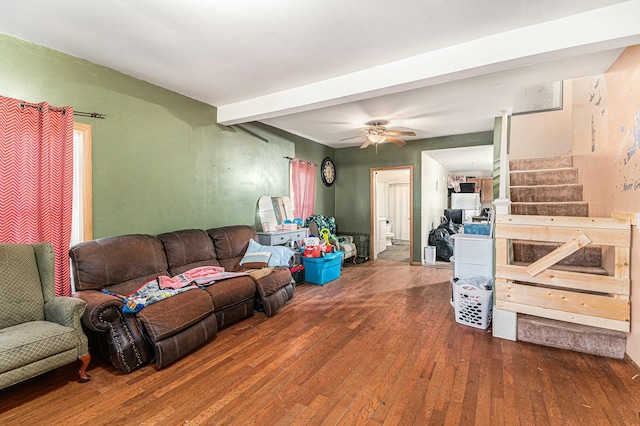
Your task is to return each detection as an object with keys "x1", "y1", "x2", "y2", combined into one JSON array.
[
  {"x1": 319, "y1": 228, "x2": 332, "y2": 247},
  {"x1": 304, "y1": 244, "x2": 322, "y2": 258}
]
